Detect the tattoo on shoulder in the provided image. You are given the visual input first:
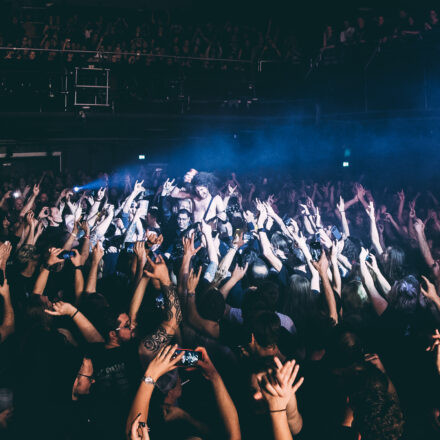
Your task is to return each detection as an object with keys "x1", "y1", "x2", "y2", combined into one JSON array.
[{"x1": 143, "y1": 326, "x2": 173, "y2": 353}]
